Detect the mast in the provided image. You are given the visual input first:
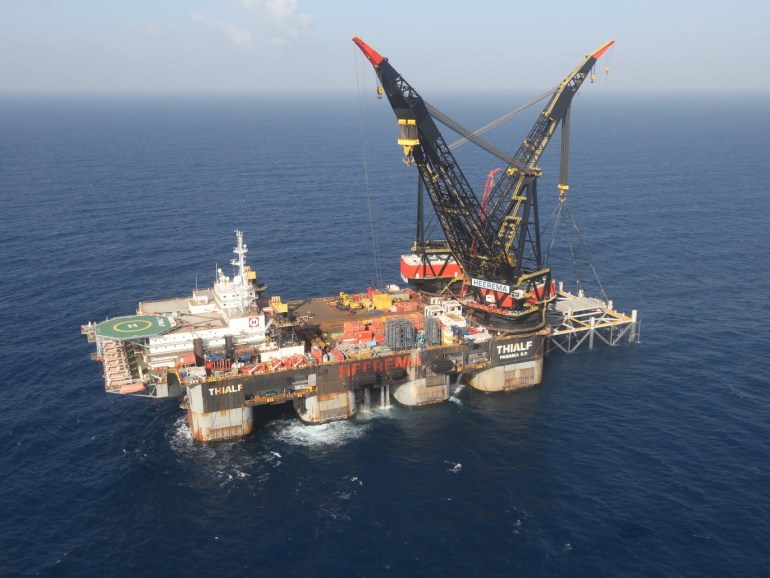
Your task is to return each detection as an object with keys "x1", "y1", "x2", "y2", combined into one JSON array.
[{"x1": 231, "y1": 229, "x2": 248, "y2": 285}]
